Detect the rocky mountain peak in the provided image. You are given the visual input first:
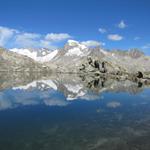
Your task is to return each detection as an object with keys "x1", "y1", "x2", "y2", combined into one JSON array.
[
  {"x1": 128, "y1": 48, "x2": 144, "y2": 58},
  {"x1": 64, "y1": 40, "x2": 87, "y2": 50}
]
